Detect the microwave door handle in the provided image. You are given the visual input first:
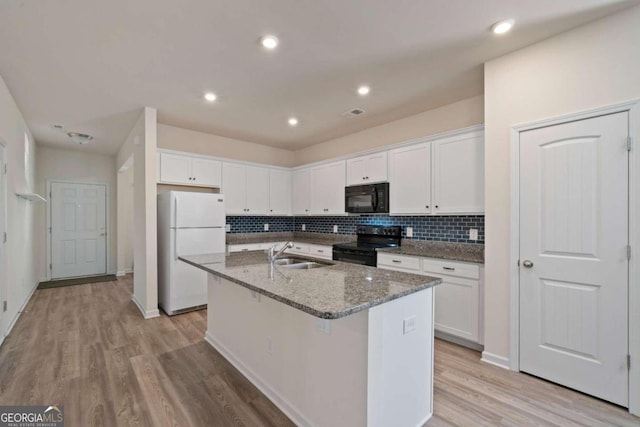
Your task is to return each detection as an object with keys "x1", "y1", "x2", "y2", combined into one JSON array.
[{"x1": 372, "y1": 187, "x2": 379, "y2": 211}]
